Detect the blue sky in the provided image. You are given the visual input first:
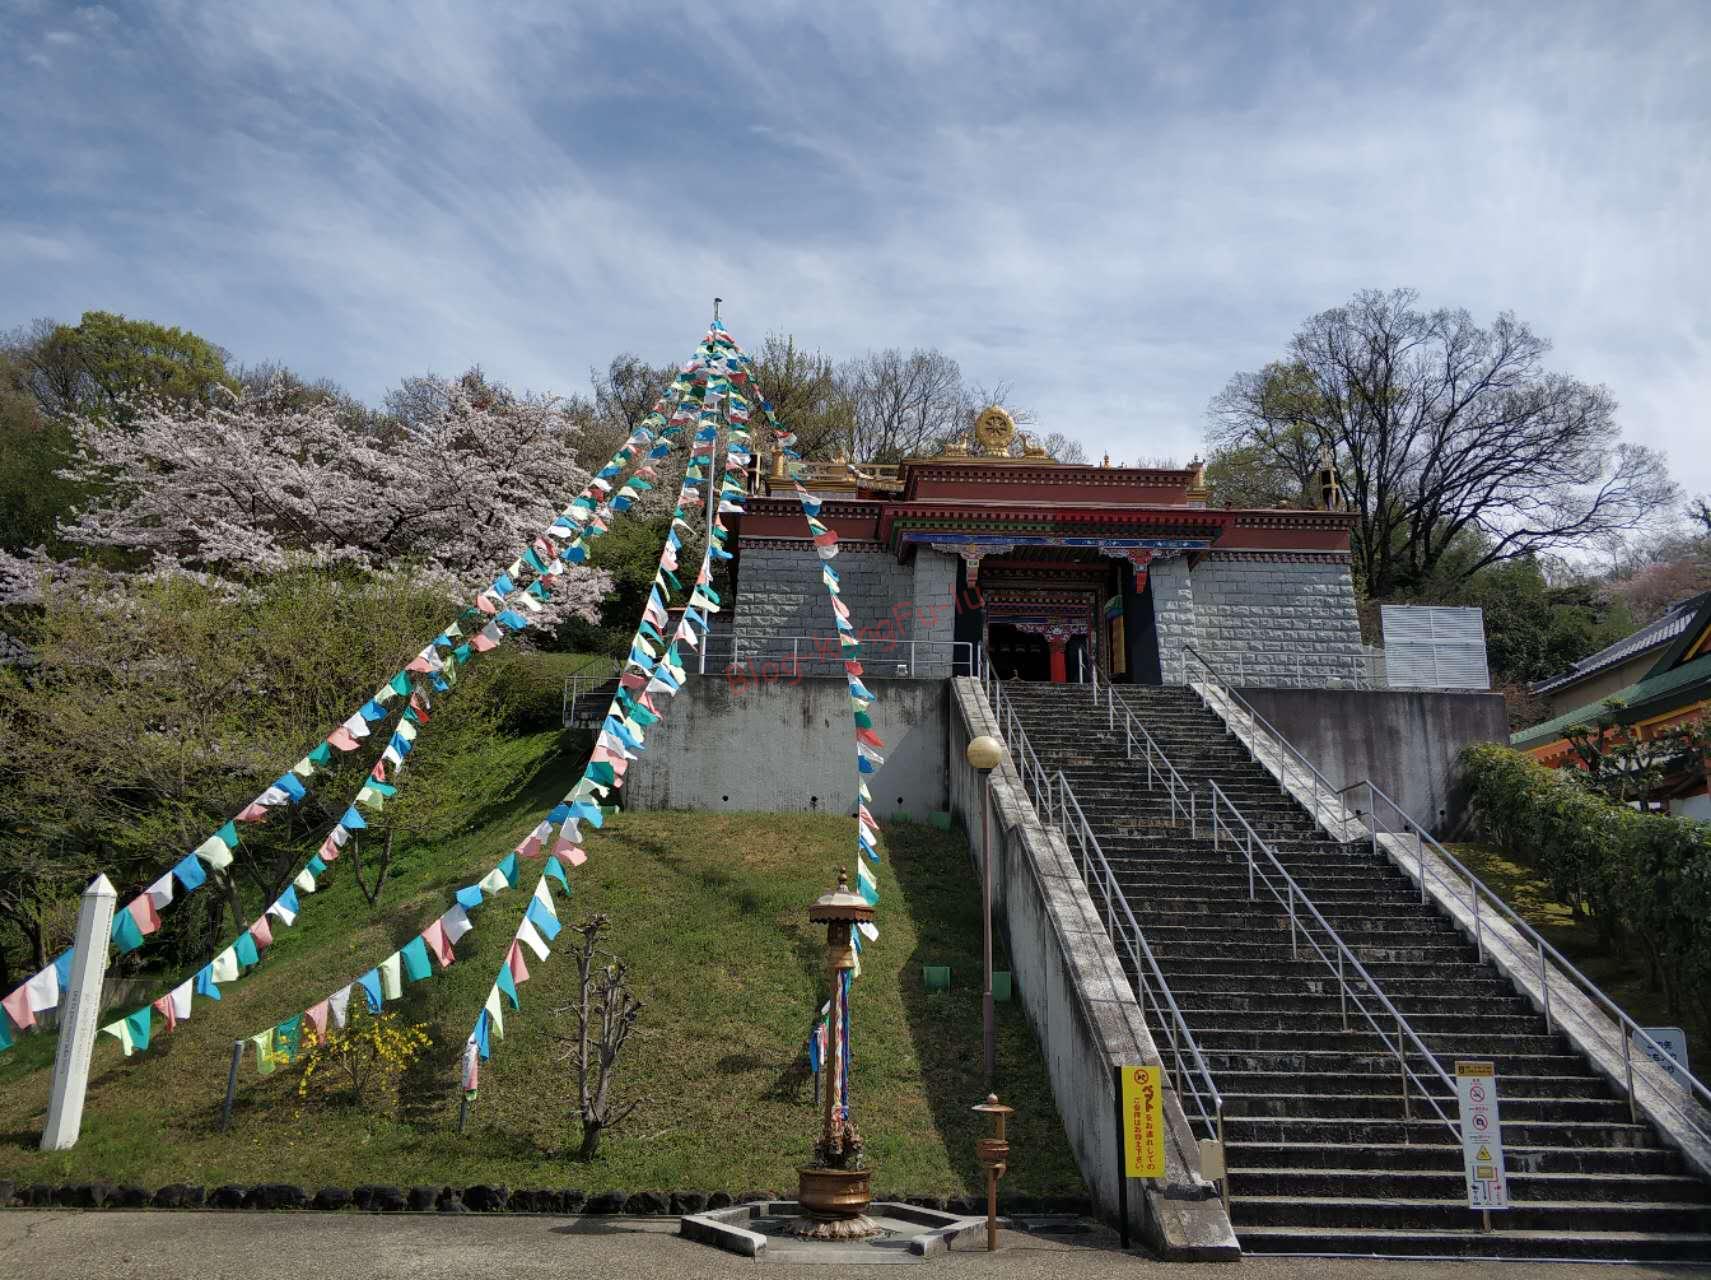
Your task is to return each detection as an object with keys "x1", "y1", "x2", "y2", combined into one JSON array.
[{"x1": 3, "y1": 1, "x2": 1708, "y2": 497}]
